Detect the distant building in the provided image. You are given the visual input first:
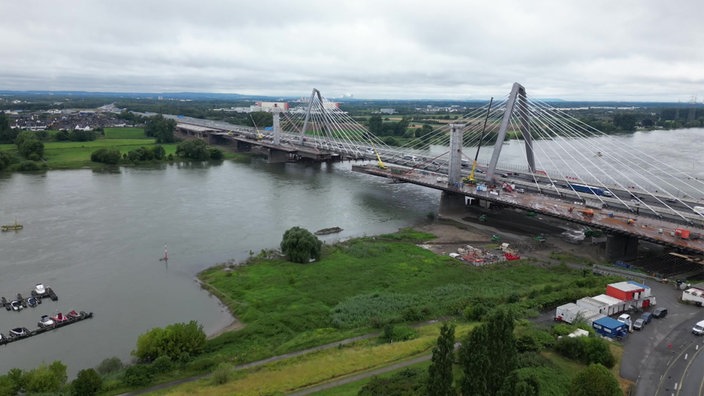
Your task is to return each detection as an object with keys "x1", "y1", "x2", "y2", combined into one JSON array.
[
  {"x1": 380, "y1": 108, "x2": 396, "y2": 114},
  {"x1": 256, "y1": 102, "x2": 290, "y2": 112}
]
